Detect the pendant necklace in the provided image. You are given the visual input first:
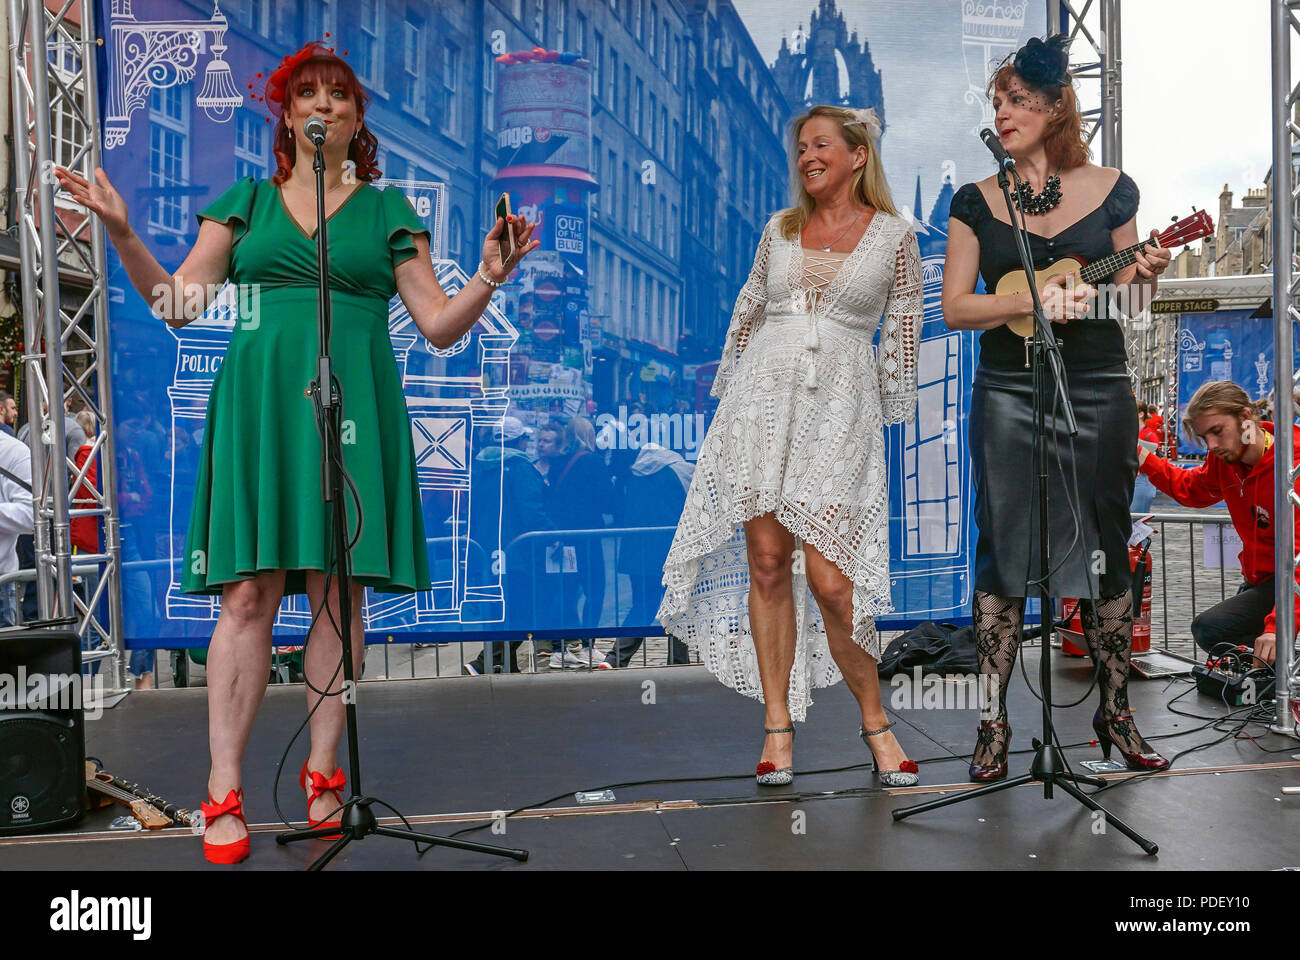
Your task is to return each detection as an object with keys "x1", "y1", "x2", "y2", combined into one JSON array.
[{"x1": 814, "y1": 211, "x2": 863, "y2": 252}]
